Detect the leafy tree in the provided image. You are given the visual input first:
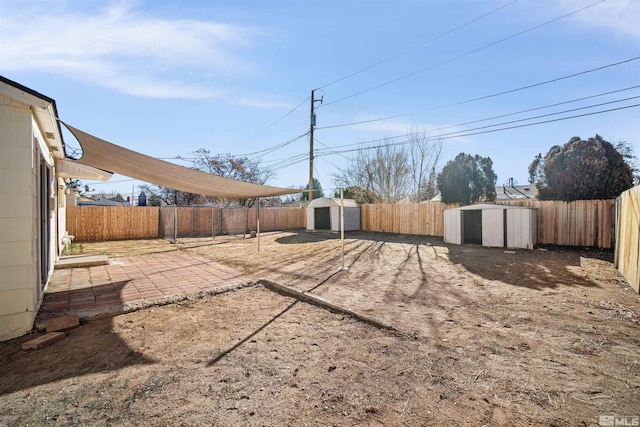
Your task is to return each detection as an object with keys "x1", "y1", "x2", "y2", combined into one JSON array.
[
  {"x1": 301, "y1": 178, "x2": 325, "y2": 201},
  {"x1": 437, "y1": 153, "x2": 497, "y2": 204},
  {"x1": 530, "y1": 135, "x2": 634, "y2": 201}
]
